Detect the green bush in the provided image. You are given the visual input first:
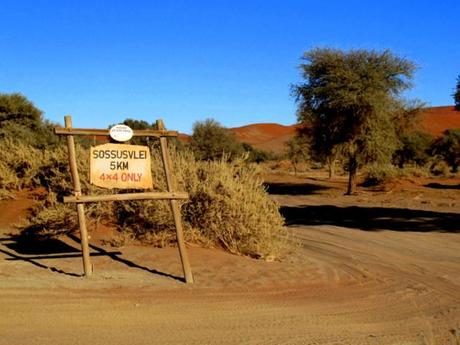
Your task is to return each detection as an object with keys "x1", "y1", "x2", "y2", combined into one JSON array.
[
  {"x1": 0, "y1": 93, "x2": 60, "y2": 149},
  {"x1": 242, "y1": 143, "x2": 275, "y2": 163},
  {"x1": 430, "y1": 129, "x2": 460, "y2": 173},
  {"x1": 361, "y1": 165, "x2": 398, "y2": 186},
  {"x1": 393, "y1": 131, "x2": 433, "y2": 168},
  {"x1": 189, "y1": 119, "x2": 243, "y2": 161}
]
